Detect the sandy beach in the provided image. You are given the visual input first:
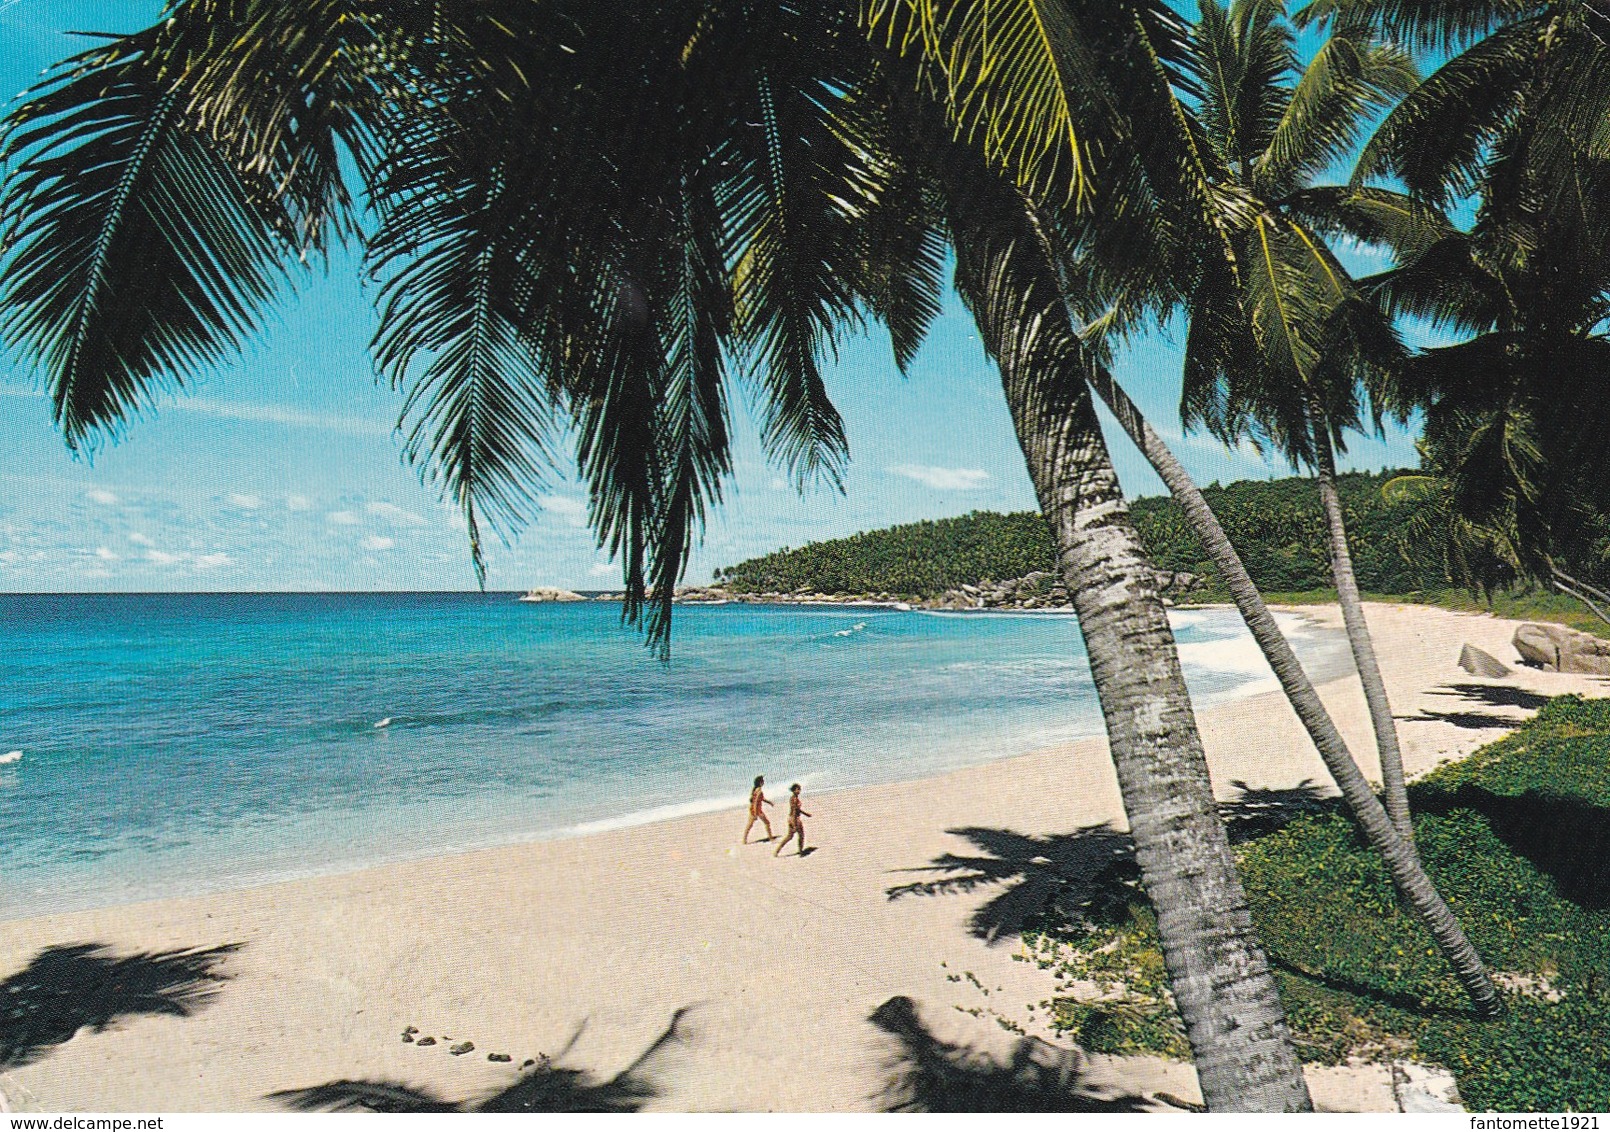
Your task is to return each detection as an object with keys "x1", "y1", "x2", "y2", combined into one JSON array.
[{"x1": 2, "y1": 602, "x2": 1604, "y2": 1113}]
